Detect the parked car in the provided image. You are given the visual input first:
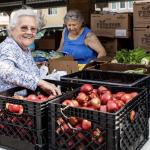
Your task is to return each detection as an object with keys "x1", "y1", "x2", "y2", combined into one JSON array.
[
  {"x1": 34, "y1": 26, "x2": 63, "y2": 50},
  {"x1": 36, "y1": 26, "x2": 63, "y2": 40}
]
